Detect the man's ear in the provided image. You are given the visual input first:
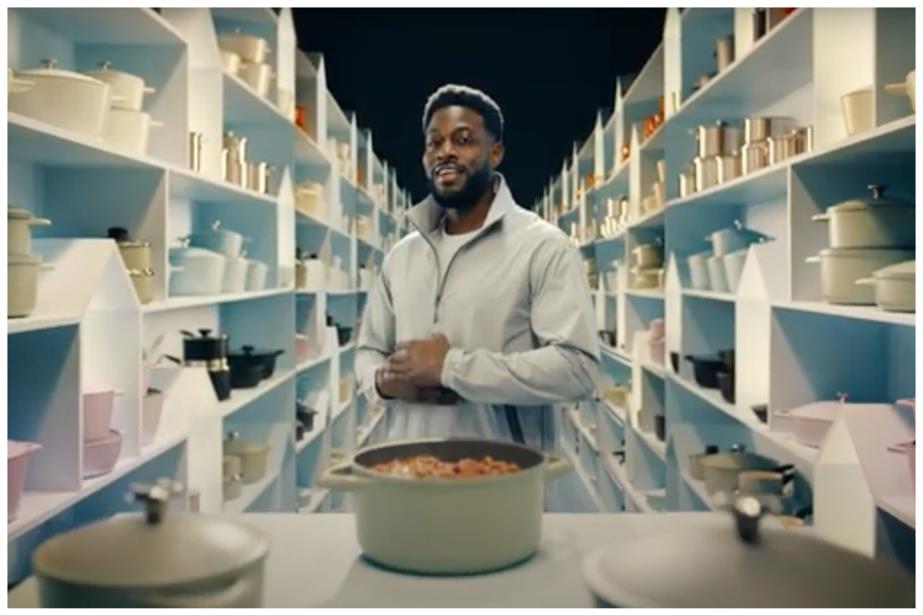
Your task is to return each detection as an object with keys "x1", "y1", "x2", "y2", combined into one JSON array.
[{"x1": 489, "y1": 141, "x2": 505, "y2": 169}]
